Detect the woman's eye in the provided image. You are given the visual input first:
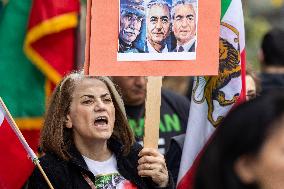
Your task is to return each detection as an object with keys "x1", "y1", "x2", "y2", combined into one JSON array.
[
  {"x1": 82, "y1": 100, "x2": 93, "y2": 104},
  {"x1": 103, "y1": 98, "x2": 112, "y2": 102}
]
